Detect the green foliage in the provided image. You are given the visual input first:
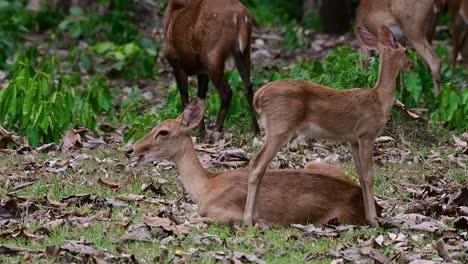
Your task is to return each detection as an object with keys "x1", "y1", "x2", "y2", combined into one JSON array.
[
  {"x1": 277, "y1": 46, "x2": 379, "y2": 89},
  {"x1": 0, "y1": 57, "x2": 112, "y2": 146},
  {"x1": 283, "y1": 24, "x2": 313, "y2": 52},
  {"x1": 0, "y1": 1, "x2": 61, "y2": 69},
  {"x1": 58, "y1": 2, "x2": 138, "y2": 45},
  {"x1": 241, "y1": 0, "x2": 302, "y2": 26},
  {"x1": 125, "y1": 70, "x2": 252, "y2": 141},
  {"x1": 432, "y1": 84, "x2": 467, "y2": 131},
  {"x1": 303, "y1": 8, "x2": 323, "y2": 32},
  {"x1": 123, "y1": 112, "x2": 158, "y2": 142},
  {"x1": 0, "y1": 57, "x2": 73, "y2": 146},
  {"x1": 90, "y1": 38, "x2": 157, "y2": 79}
]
